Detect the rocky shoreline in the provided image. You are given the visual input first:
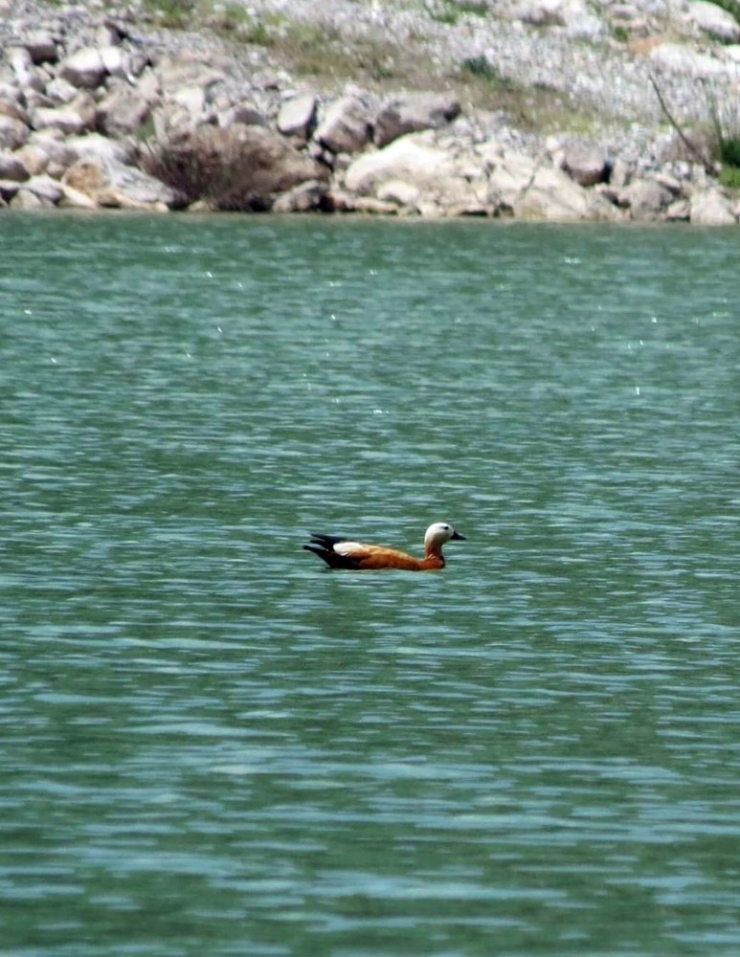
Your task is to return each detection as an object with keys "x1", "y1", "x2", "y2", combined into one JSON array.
[{"x1": 2, "y1": 0, "x2": 740, "y2": 222}]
